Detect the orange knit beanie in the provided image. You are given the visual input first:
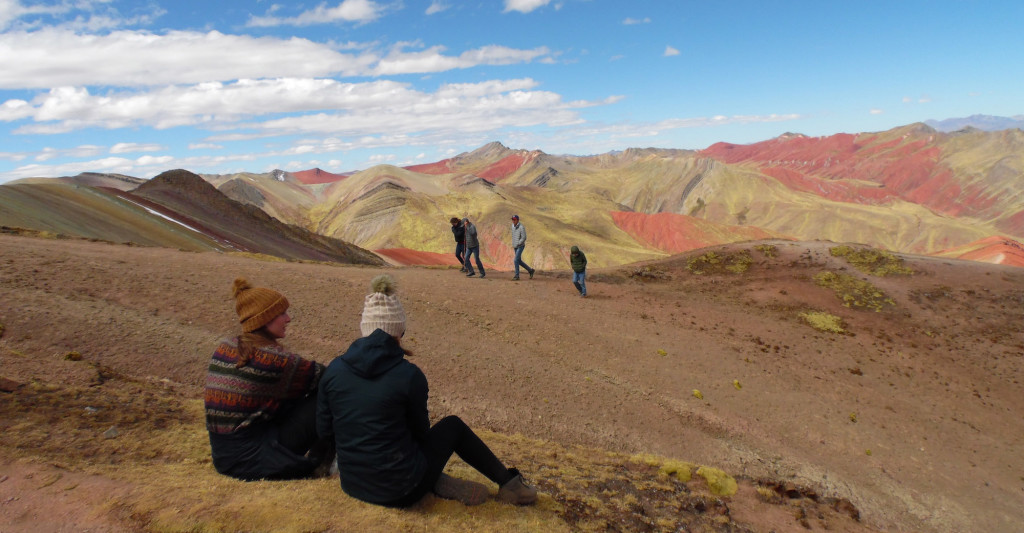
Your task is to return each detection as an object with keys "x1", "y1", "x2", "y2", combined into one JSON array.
[{"x1": 233, "y1": 277, "x2": 289, "y2": 333}]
